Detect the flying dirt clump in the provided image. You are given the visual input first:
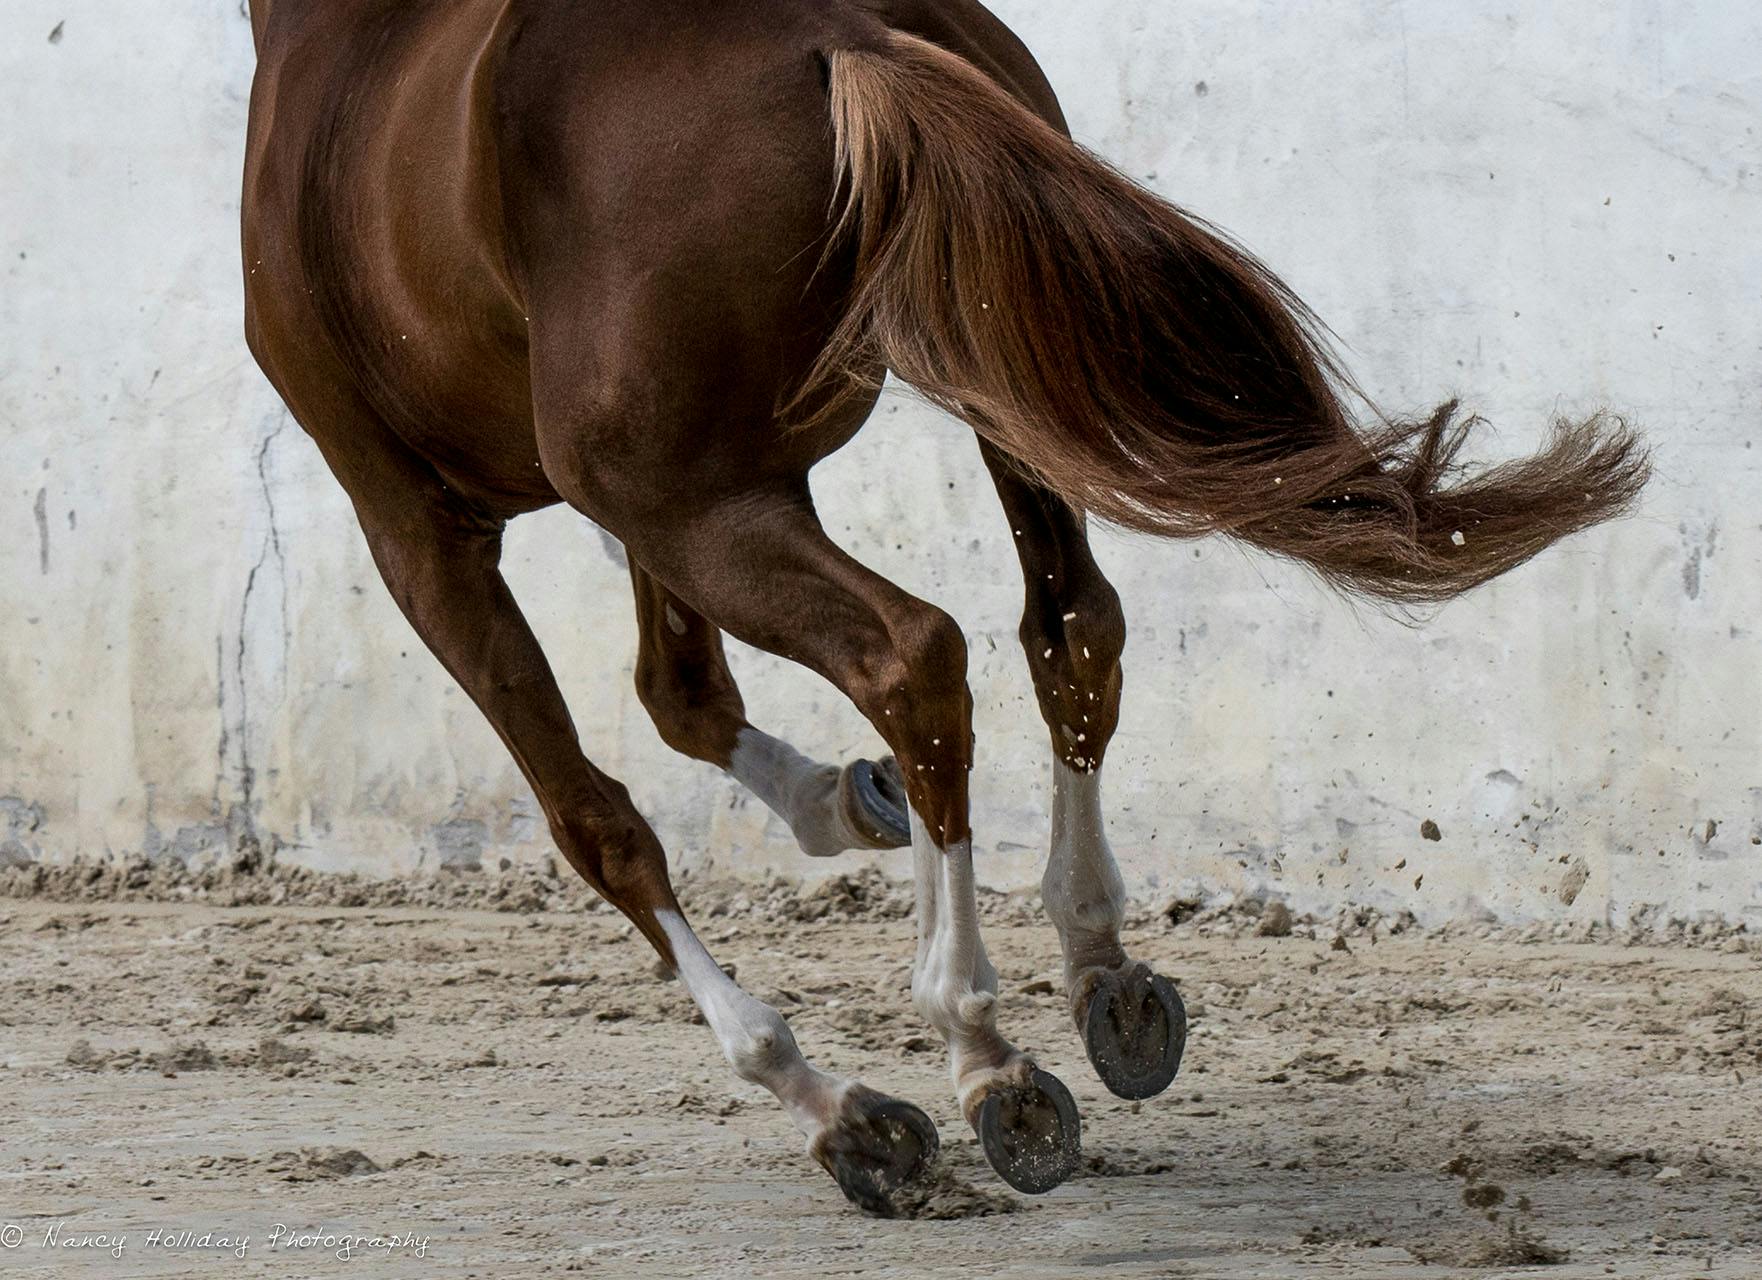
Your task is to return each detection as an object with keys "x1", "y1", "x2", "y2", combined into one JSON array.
[
  {"x1": 1425, "y1": 1150, "x2": 1568, "y2": 1268},
  {"x1": 1558, "y1": 857, "x2": 1591, "y2": 905}
]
